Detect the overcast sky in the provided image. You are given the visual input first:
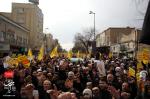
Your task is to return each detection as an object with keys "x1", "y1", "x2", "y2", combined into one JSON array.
[{"x1": 0, "y1": 0, "x2": 149, "y2": 50}]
